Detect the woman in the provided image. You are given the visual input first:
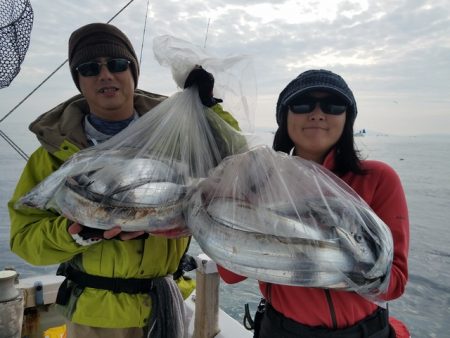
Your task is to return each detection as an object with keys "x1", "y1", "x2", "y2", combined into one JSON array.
[{"x1": 218, "y1": 69, "x2": 410, "y2": 338}]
